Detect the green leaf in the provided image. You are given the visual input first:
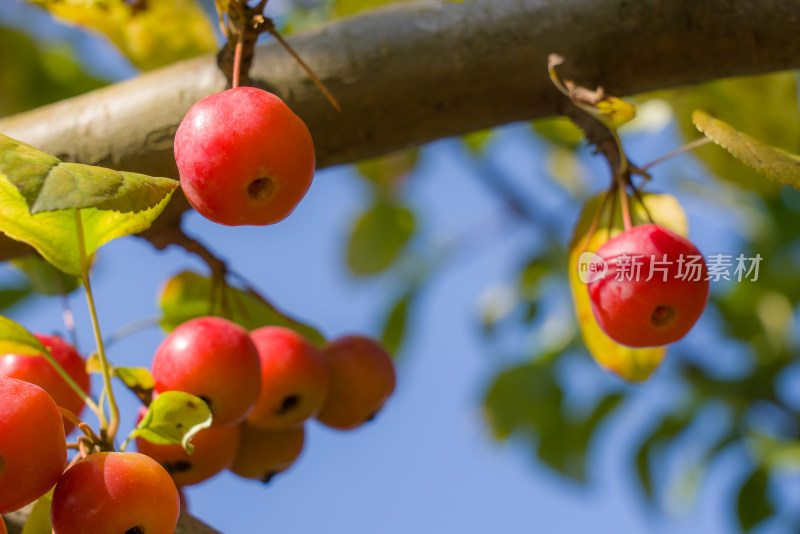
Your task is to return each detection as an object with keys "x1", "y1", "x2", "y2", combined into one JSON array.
[
  {"x1": 0, "y1": 283, "x2": 33, "y2": 311},
  {"x1": 462, "y1": 129, "x2": 495, "y2": 155},
  {"x1": 737, "y1": 467, "x2": 774, "y2": 532},
  {"x1": 347, "y1": 202, "x2": 415, "y2": 276},
  {"x1": 634, "y1": 412, "x2": 693, "y2": 501},
  {"x1": 0, "y1": 315, "x2": 47, "y2": 356},
  {"x1": 483, "y1": 362, "x2": 561, "y2": 440},
  {"x1": 693, "y1": 110, "x2": 800, "y2": 189},
  {"x1": 158, "y1": 271, "x2": 326, "y2": 347},
  {"x1": 567, "y1": 193, "x2": 687, "y2": 381},
  {"x1": 0, "y1": 27, "x2": 106, "y2": 116},
  {"x1": 356, "y1": 150, "x2": 418, "y2": 189},
  {"x1": 663, "y1": 72, "x2": 800, "y2": 194},
  {"x1": 27, "y1": 0, "x2": 217, "y2": 71},
  {"x1": 12, "y1": 255, "x2": 80, "y2": 296},
  {"x1": 130, "y1": 391, "x2": 212, "y2": 454},
  {"x1": 87, "y1": 354, "x2": 155, "y2": 406},
  {"x1": 0, "y1": 177, "x2": 175, "y2": 276},
  {"x1": 380, "y1": 291, "x2": 414, "y2": 355},
  {"x1": 332, "y1": 0, "x2": 415, "y2": 18},
  {"x1": 20, "y1": 489, "x2": 53, "y2": 534},
  {"x1": 531, "y1": 117, "x2": 586, "y2": 149},
  {"x1": 0, "y1": 134, "x2": 178, "y2": 214}
]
